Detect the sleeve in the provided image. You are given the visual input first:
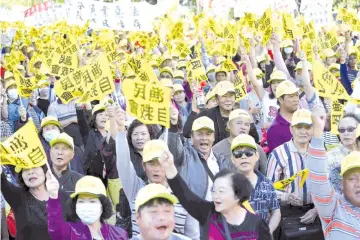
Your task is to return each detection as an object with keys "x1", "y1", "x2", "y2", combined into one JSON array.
[
  {"x1": 47, "y1": 197, "x2": 70, "y2": 239},
  {"x1": 76, "y1": 108, "x2": 90, "y2": 140},
  {"x1": 167, "y1": 126, "x2": 184, "y2": 168},
  {"x1": 306, "y1": 90, "x2": 322, "y2": 110},
  {"x1": 305, "y1": 137, "x2": 338, "y2": 220},
  {"x1": 167, "y1": 173, "x2": 213, "y2": 225},
  {"x1": 200, "y1": 41, "x2": 210, "y2": 68},
  {"x1": 273, "y1": 49, "x2": 295, "y2": 83},
  {"x1": 183, "y1": 111, "x2": 198, "y2": 138},
  {"x1": 268, "y1": 183, "x2": 280, "y2": 211},
  {"x1": 266, "y1": 152, "x2": 286, "y2": 201},
  {"x1": 257, "y1": 218, "x2": 272, "y2": 240},
  {"x1": 184, "y1": 214, "x2": 200, "y2": 240},
  {"x1": 340, "y1": 63, "x2": 353, "y2": 95},
  {"x1": 116, "y1": 132, "x2": 145, "y2": 201},
  {"x1": 1, "y1": 172, "x2": 23, "y2": 208},
  {"x1": 266, "y1": 127, "x2": 281, "y2": 154},
  {"x1": 47, "y1": 103, "x2": 57, "y2": 118}
]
